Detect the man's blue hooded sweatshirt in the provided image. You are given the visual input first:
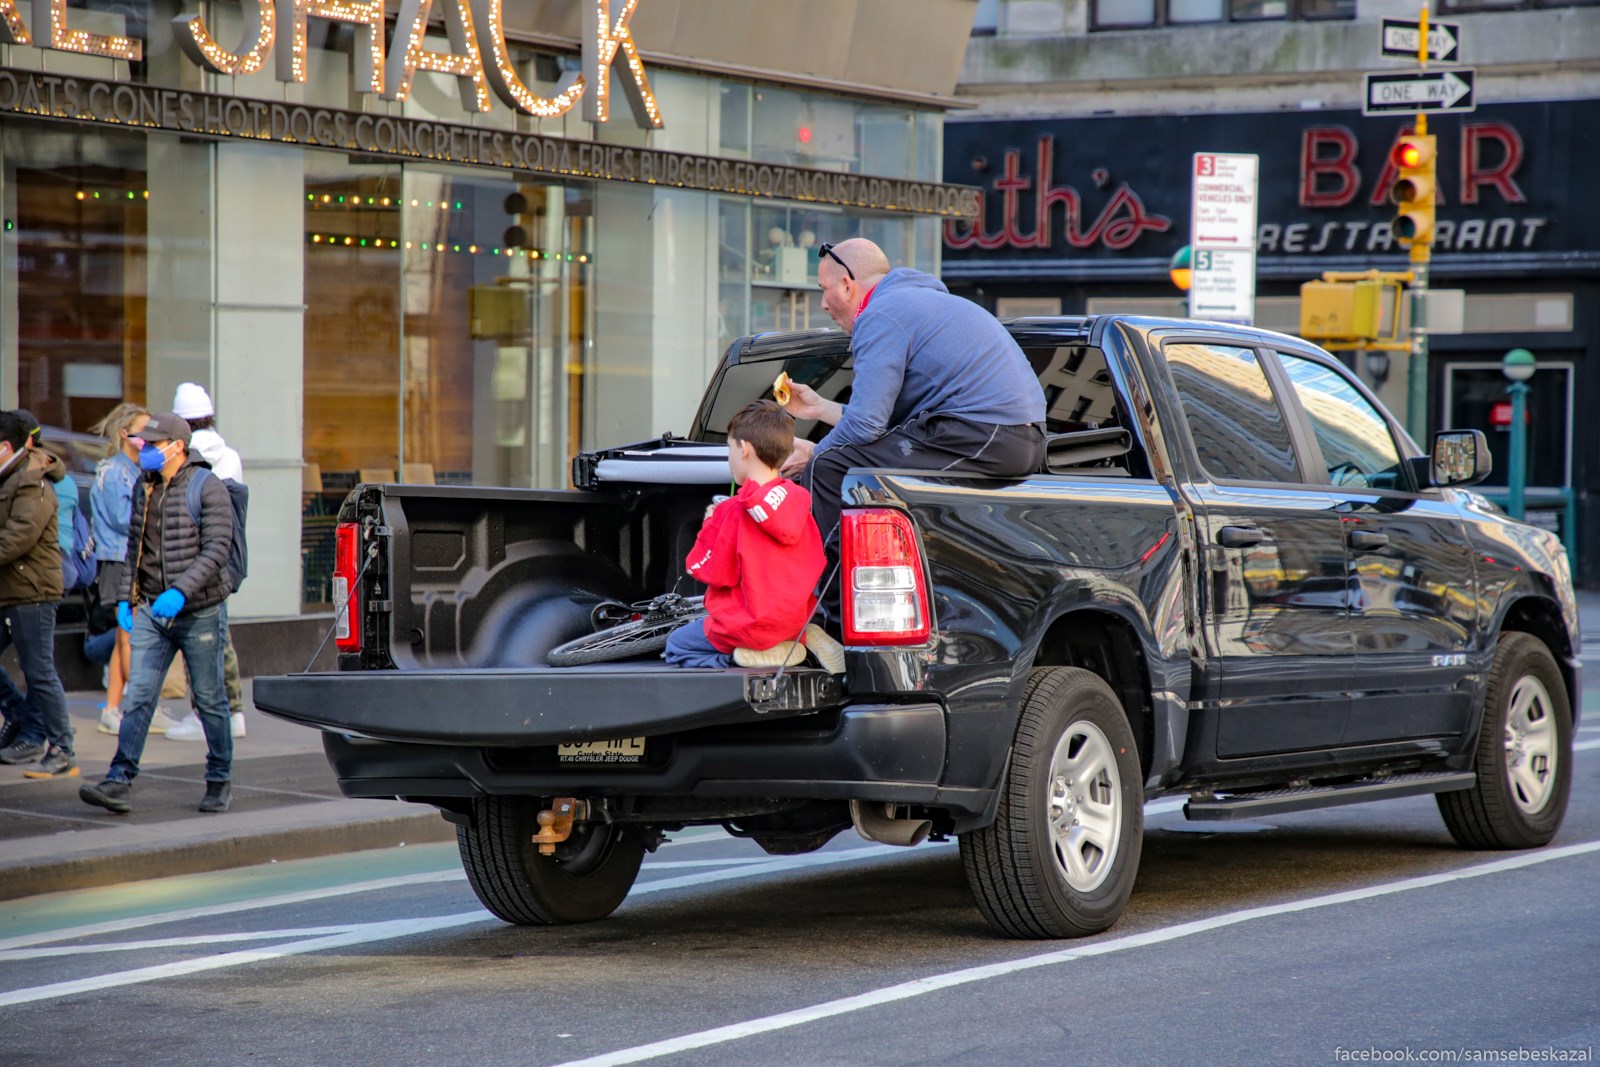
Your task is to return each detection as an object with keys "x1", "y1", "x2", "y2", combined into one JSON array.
[{"x1": 816, "y1": 268, "x2": 1047, "y2": 454}]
